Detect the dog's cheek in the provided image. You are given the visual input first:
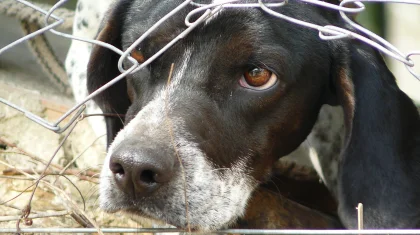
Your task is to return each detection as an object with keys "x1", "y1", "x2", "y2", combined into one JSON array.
[{"x1": 174, "y1": 143, "x2": 258, "y2": 230}]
